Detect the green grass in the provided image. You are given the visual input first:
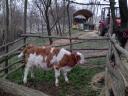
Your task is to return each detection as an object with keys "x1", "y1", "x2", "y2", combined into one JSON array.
[
  {"x1": 26, "y1": 37, "x2": 48, "y2": 46},
  {"x1": 72, "y1": 40, "x2": 108, "y2": 49},
  {"x1": 88, "y1": 57, "x2": 106, "y2": 65}
]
